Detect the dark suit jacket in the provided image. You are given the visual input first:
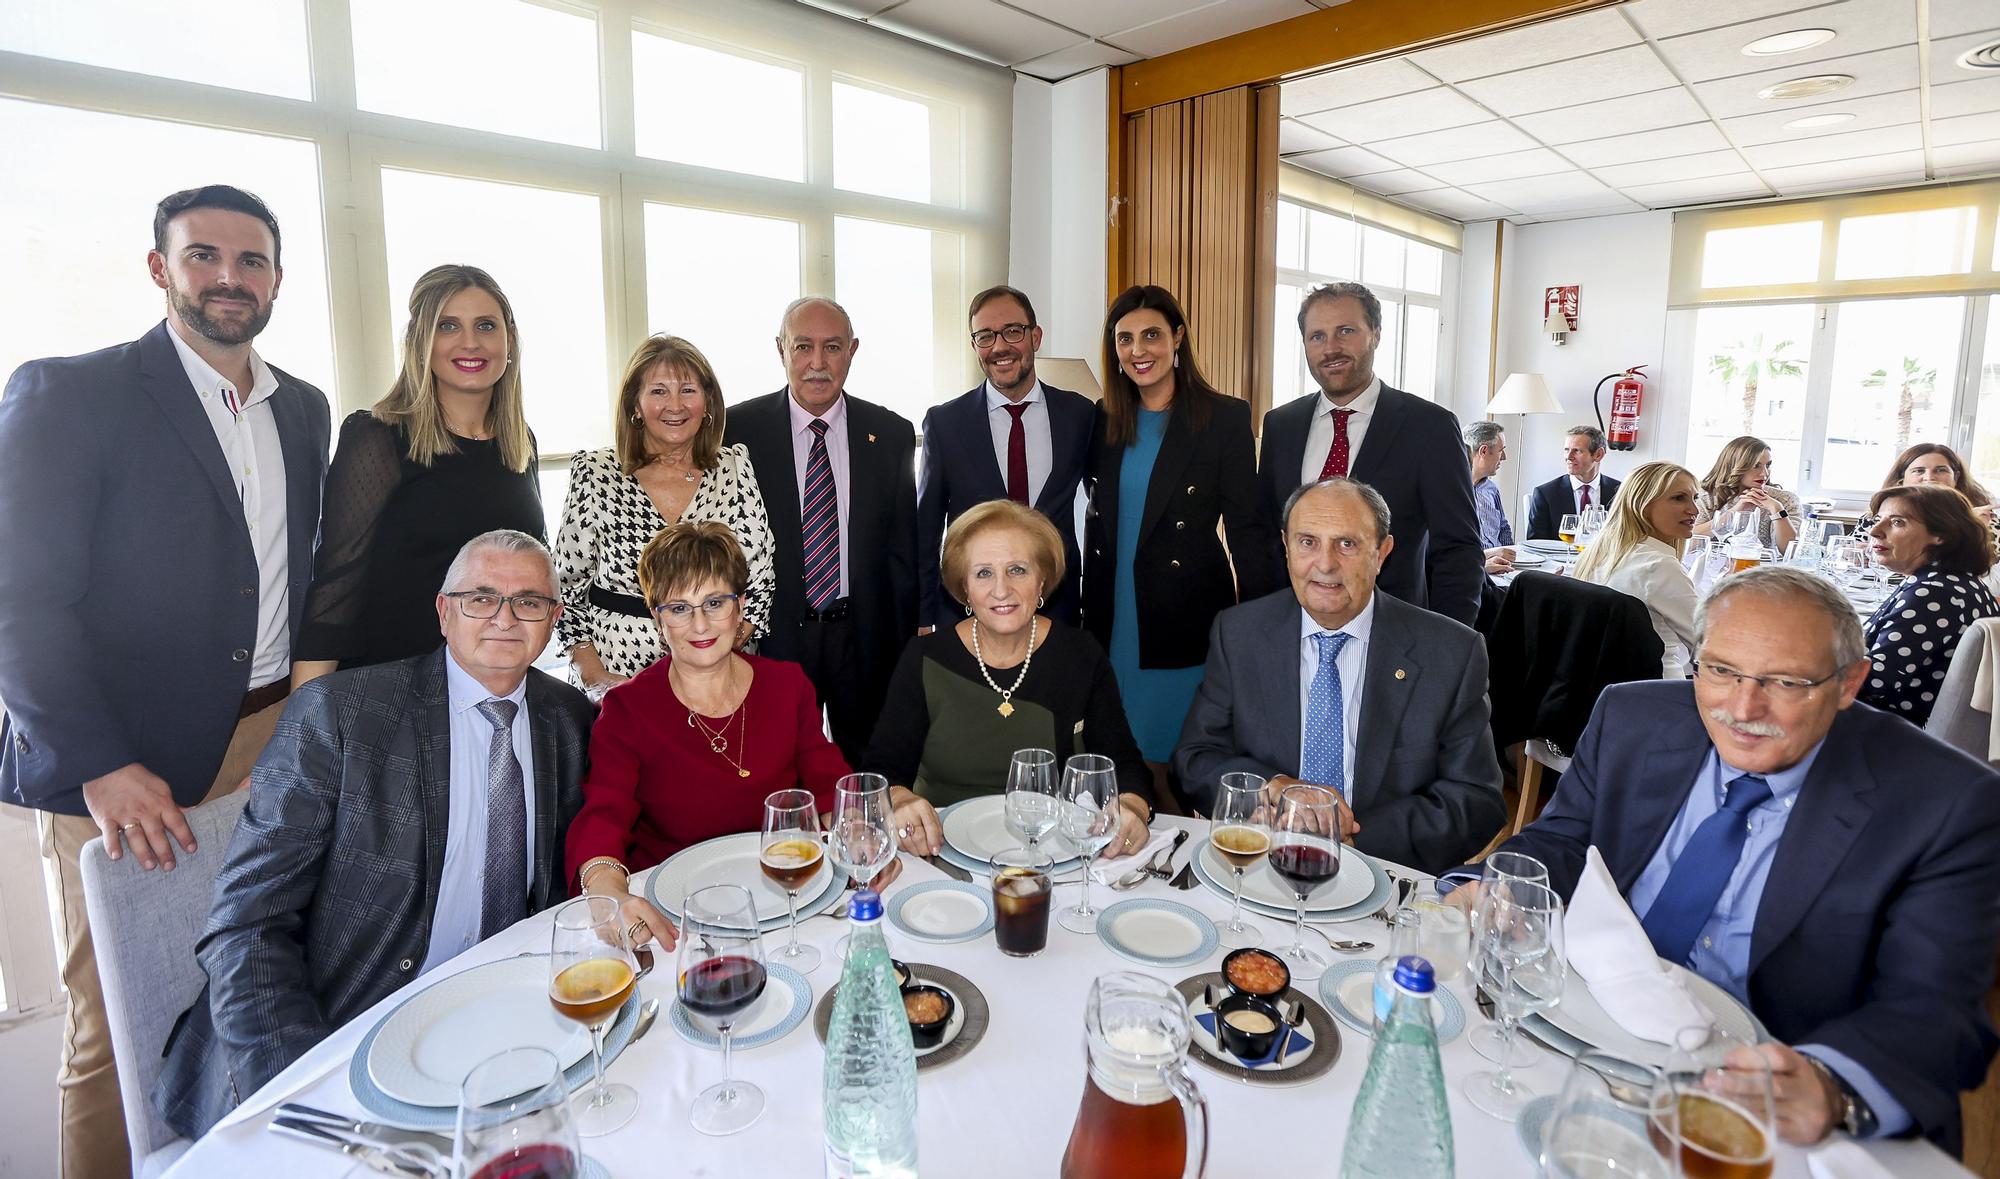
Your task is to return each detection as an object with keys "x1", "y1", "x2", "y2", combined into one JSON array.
[
  {"x1": 916, "y1": 382, "x2": 1092, "y2": 629},
  {"x1": 1495, "y1": 680, "x2": 2000, "y2": 1150},
  {"x1": 1525, "y1": 472, "x2": 1623, "y2": 541},
  {"x1": 723, "y1": 390, "x2": 917, "y2": 704},
  {"x1": 1258, "y1": 385, "x2": 1482, "y2": 626},
  {"x1": 0, "y1": 321, "x2": 331, "y2": 814},
  {"x1": 153, "y1": 650, "x2": 593, "y2": 1138},
  {"x1": 1082, "y1": 392, "x2": 1280, "y2": 669},
  {"x1": 1173, "y1": 587, "x2": 1504, "y2": 873}
]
